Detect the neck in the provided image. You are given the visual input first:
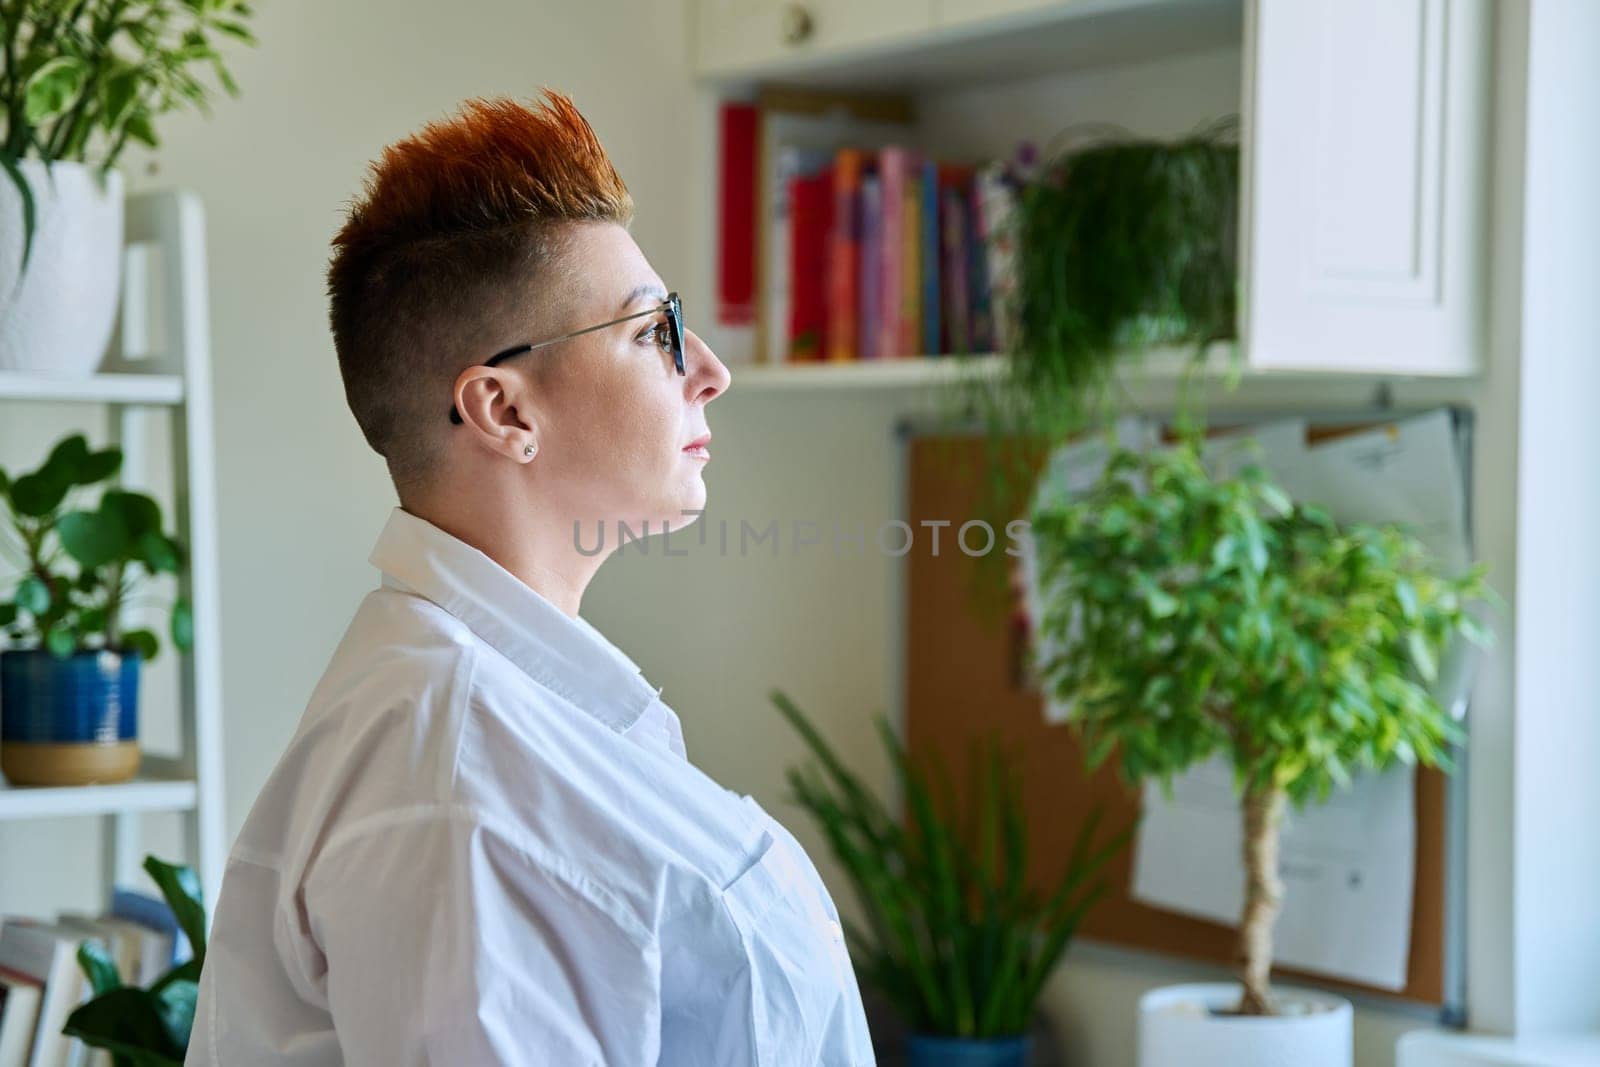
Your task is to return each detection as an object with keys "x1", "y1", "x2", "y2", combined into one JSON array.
[{"x1": 401, "y1": 491, "x2": 602, "y2": 620}]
